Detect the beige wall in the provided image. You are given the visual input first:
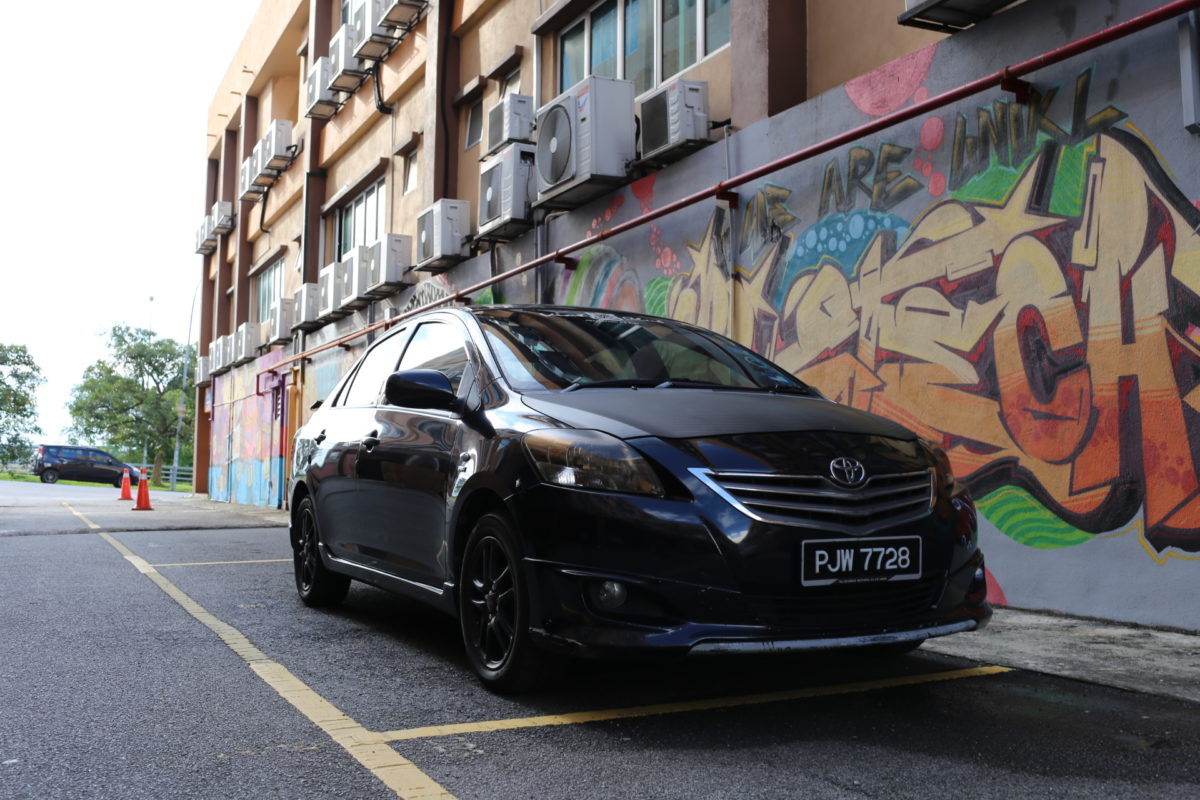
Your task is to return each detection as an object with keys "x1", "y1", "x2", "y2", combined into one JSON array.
[{"x1": 806, "y1": 0, "x2": 944, "y2": 98}]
